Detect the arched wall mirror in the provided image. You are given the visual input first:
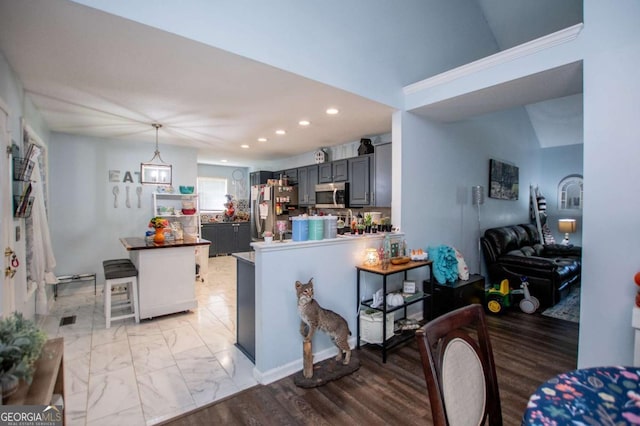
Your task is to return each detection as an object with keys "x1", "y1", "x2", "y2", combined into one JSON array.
[{"x1": 558, "y1": 174, "x2": 583, "y2": 210}]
